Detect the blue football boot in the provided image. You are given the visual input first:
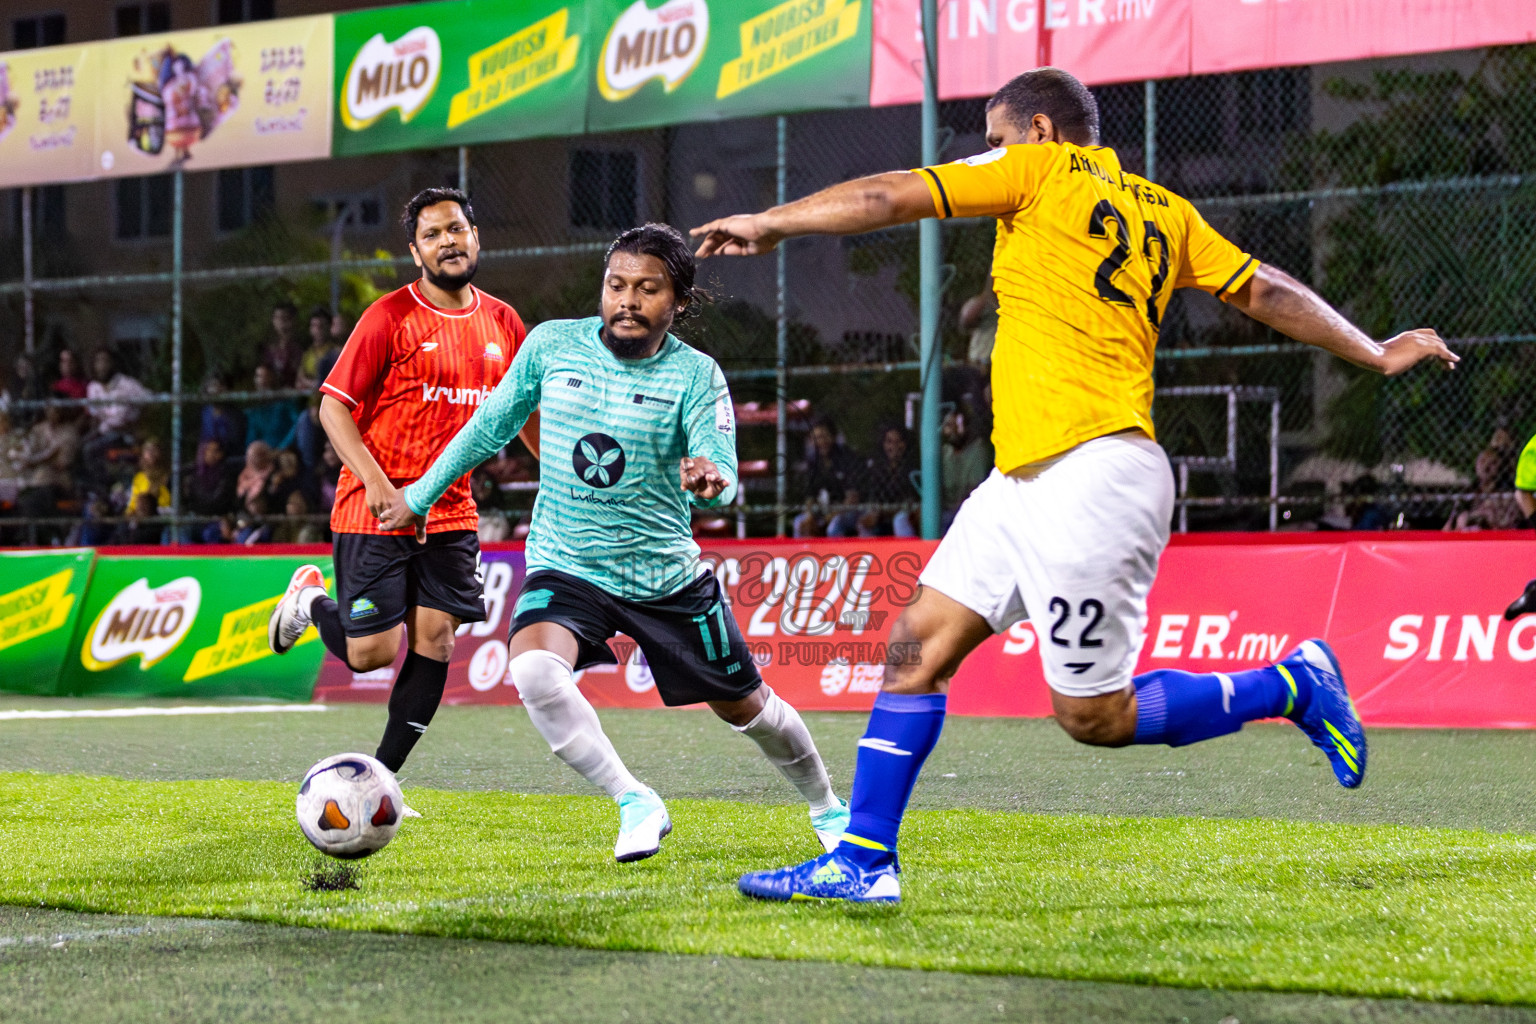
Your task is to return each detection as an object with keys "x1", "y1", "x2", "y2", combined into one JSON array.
[
  {"x1": 1278, "y1": 639, "x2": 1366, "y2": 788},
  {"x1": 738, "y1": 849, "x2": 901, "y2": 903}
]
